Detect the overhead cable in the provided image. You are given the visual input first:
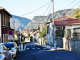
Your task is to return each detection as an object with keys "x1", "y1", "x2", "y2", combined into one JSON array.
[{"x1": 20, "y1": 1, "x2": 51, "y2": 16}]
